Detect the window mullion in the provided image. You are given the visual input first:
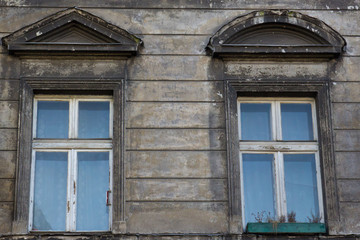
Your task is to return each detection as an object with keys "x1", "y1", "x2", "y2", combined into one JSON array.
[
  {"x1": 277, "y1": 152, "x2": 287, "y2": 219},
  {"x1": 66, "y1": 150, "x2": 77, "y2": 232},
  {"x1": 33, "y1": 99, "x2": 38, "y2": 138},
  {"x1": 275, "y1": 101, "x2": 282, "y2": 141},
  {"x1": 72, "y1": 149, "x2": 78, "y2": 231},
  {"x1": 274, "y1": 152, "x2": 282, "y2": 219},
  {"x1": 311, "y1": 101, "x2": 318, "y2": 141},
  {"x1": 28, "y1": 150, "x2": 36, "y2": 230},
  {"x1": 75, "y1": 98, "x2": 79, "y2": 139},
  {"x1": 109, "y1": 99, "x2": 114, "y2": 139},
  {"x1": 66, "y1": 150, "x2": 72, "y2": 231},
  {"x1": 239, "y1": 153, "x2": 246, "y2": 228},
  {"x1": 315, "y1": 152, "x2": 325, "y2": 222},
  {"x1": 238, "y1": 101, "x2": 242, "y2": 140},
  {"x1": 69, "y1": 98, "x2": 75, "y2": 139},
  {"x1": 271, "y1": 101, "x2": 277, "y2": 140}
]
